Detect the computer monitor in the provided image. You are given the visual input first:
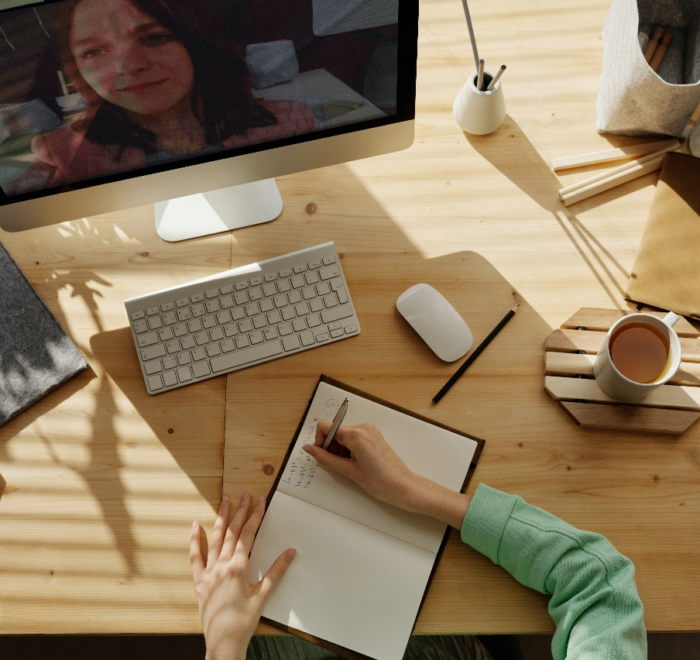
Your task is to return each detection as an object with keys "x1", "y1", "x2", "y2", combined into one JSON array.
[{"x1": 0, "y1": 0, "x2": 417, "y2": 241}]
